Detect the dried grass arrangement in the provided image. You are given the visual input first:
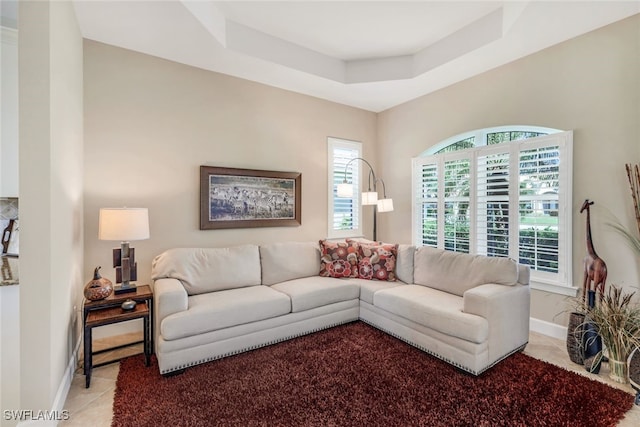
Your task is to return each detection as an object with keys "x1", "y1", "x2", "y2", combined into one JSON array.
[
  {"x1": 609, "y1": 163, "x2": 640, "y2": 257},
  {"x1": 581, "y1": 285, "x2": 640, "y2": 383}
]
